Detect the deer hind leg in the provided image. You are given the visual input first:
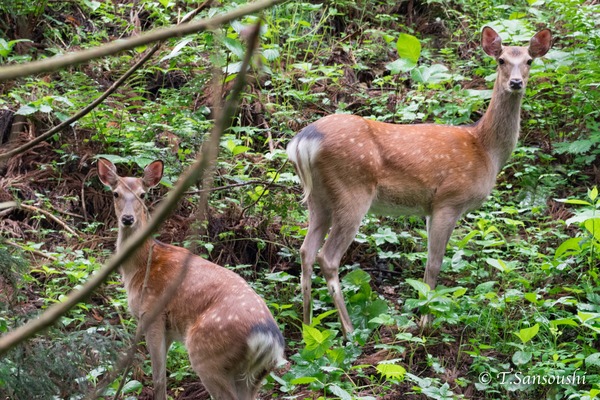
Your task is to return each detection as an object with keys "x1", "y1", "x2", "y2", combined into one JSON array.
[
  {"x1": 300, "y1": 196, "x2": 332, "y2": 326},
  {"x1": 198, "y1": 373, "x2": 238, "y2": 400},
  {"x1": 317, "y1": 196, "x2": 372, "y2": 337},
  {"x1": 233, "y1": 372, "x2": 268, "y2": 400},
  {"x1": 420, "y1": 206, "x2": 462, "y2": 326}
]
